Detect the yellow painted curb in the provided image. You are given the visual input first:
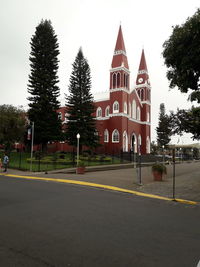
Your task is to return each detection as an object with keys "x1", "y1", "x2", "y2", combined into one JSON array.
[{"x1": 0, "y1": 173, "x2": 197, "y2": 205}]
